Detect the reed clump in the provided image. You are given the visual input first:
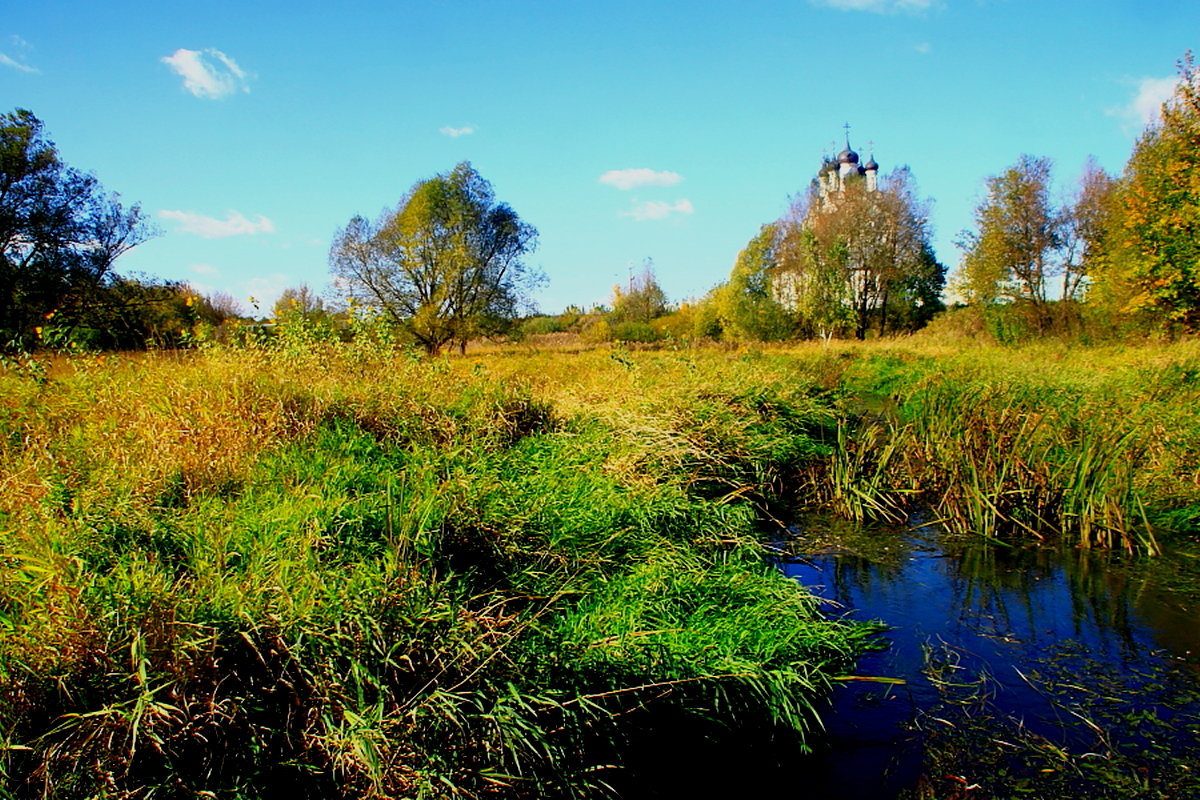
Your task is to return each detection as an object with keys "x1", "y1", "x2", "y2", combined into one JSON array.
[{"x1": 825, "y1": 340, "x2": 1200, "y2": 552}]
